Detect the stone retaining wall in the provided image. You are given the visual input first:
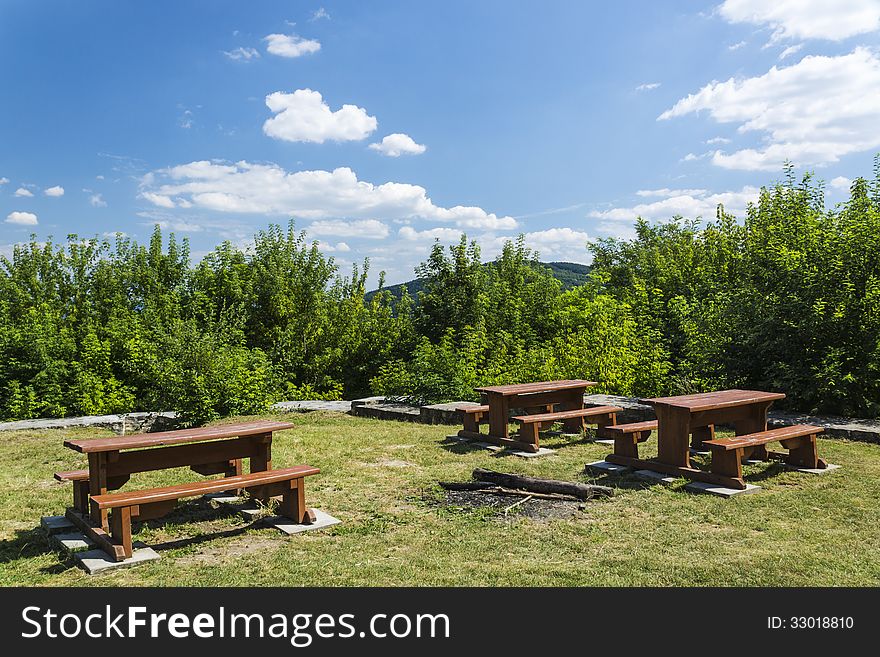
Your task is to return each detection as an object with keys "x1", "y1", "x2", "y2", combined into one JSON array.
[{"x1": 3, "y1": 395, "x2": 878, "y2": 444}]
